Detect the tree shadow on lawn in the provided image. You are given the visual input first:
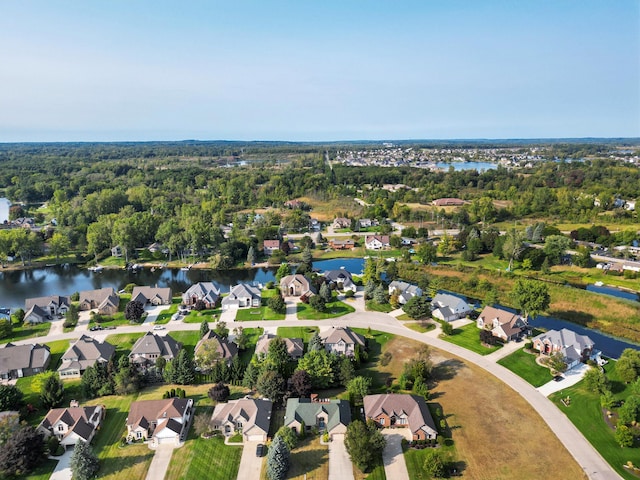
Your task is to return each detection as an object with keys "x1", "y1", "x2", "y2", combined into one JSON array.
[{"x1": 432, "y1": 359, "x2": 465, "y2": 382}]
